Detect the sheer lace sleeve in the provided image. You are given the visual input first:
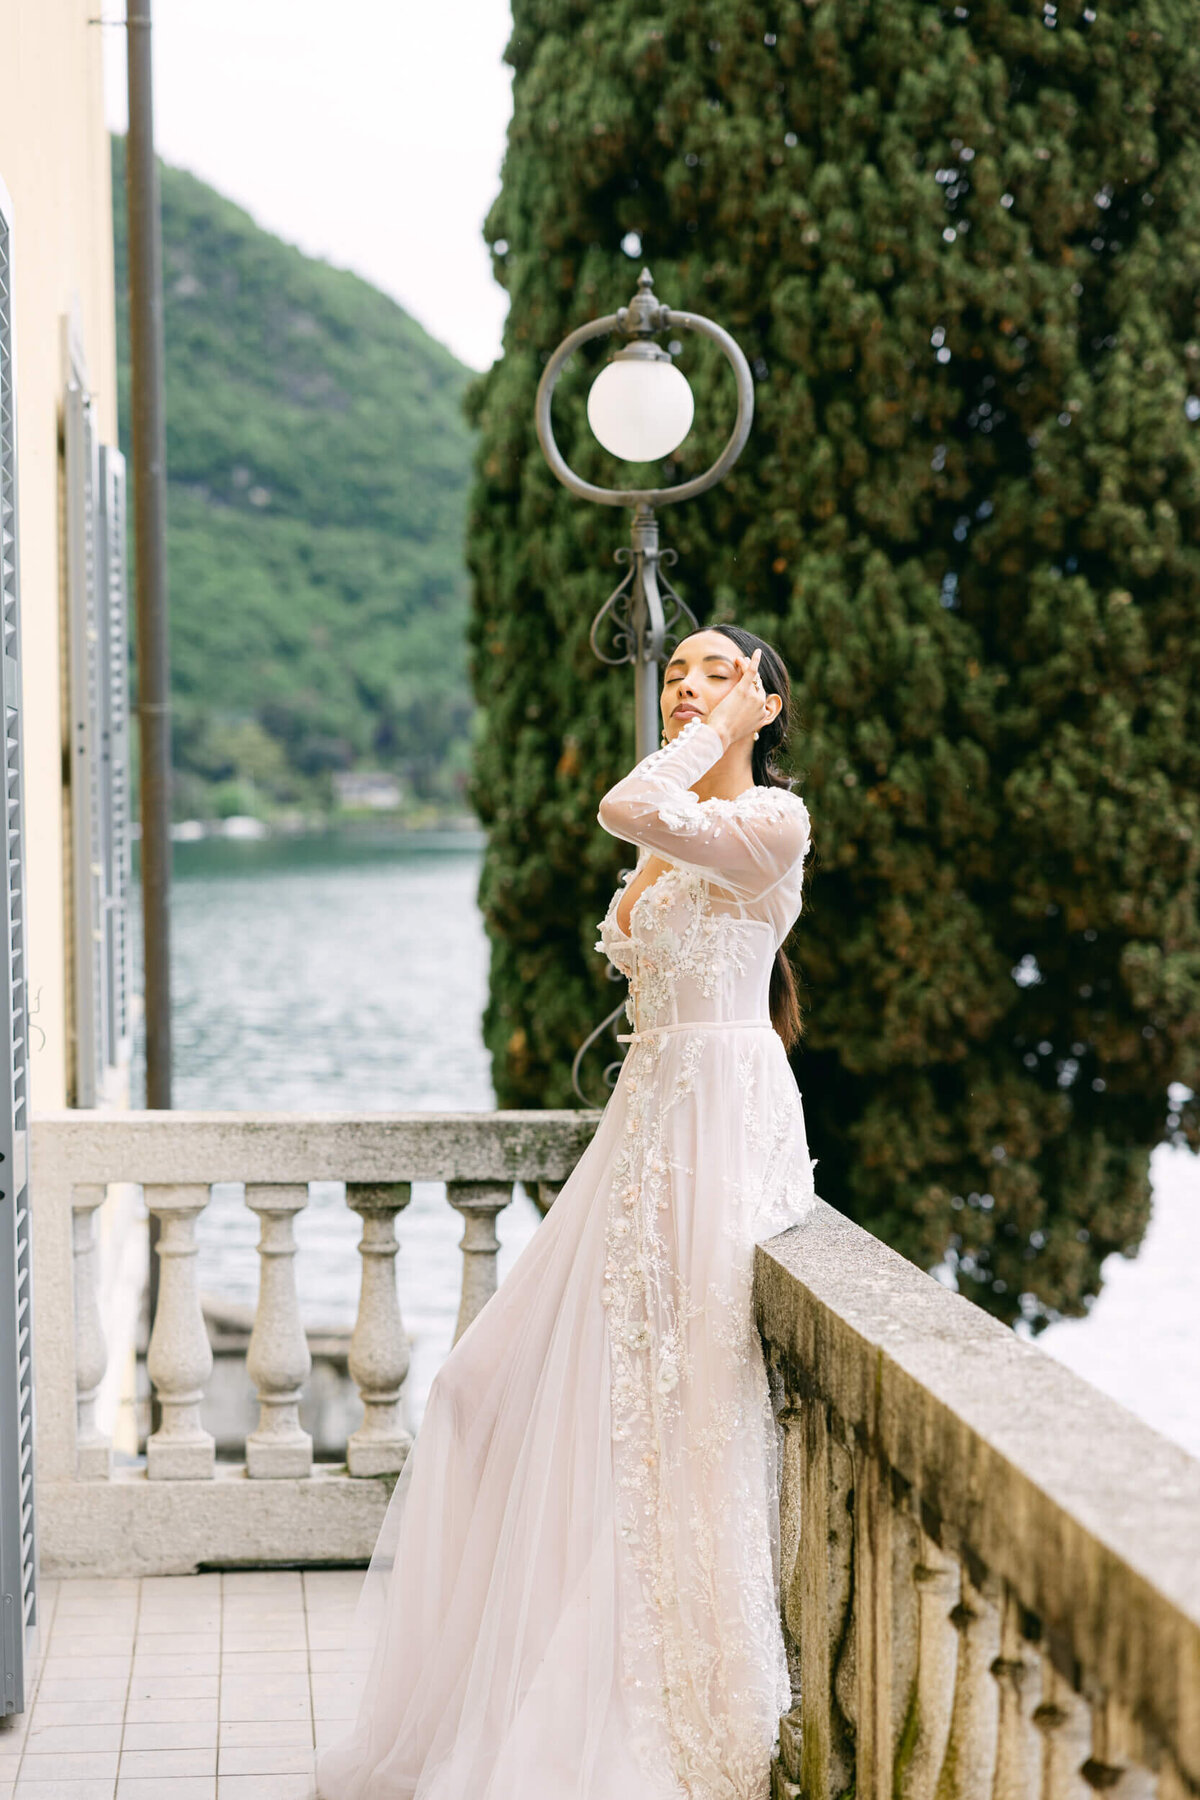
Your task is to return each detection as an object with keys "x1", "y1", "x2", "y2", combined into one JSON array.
[{"x1": 597, "y1": 718, "x2": 811, "y2": 906}]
